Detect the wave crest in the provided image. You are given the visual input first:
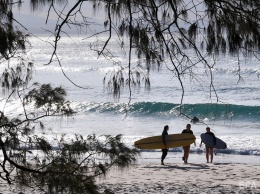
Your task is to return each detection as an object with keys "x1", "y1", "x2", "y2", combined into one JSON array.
[{"x1": 72, "y1": 101, "x2": 260, "y2": 121}]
